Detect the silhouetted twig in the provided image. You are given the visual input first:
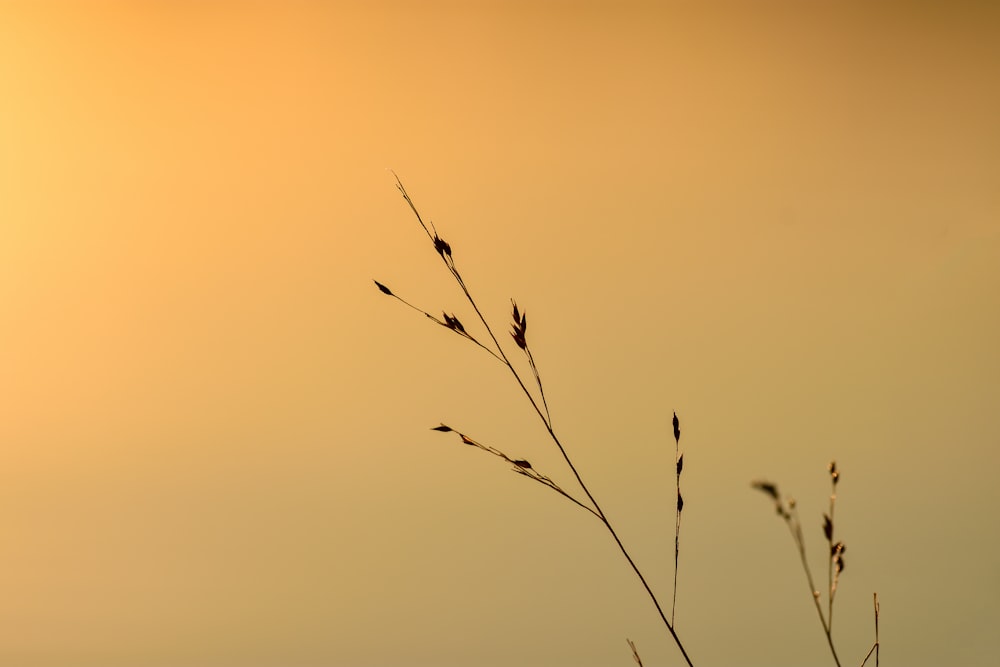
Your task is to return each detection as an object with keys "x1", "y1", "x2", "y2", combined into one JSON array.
[
  {"x1": 753, "y1": 462, "x2": 876, "y2": 667},
  {"x1": 377, "y1": 175, "x2": 881, "y2": 667},
  {"x1": 860, "y1": 593, "x2": 880, "y2": 667},
  {"x1": 627, "y1": 638, "x2": 644, "y2": 667},
  {"x1": 671, "y1": 411, "x2": 683, "y2": 626},
  {"x1": 376, "y1": 175, "x2": 695, "y2": 667}
]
